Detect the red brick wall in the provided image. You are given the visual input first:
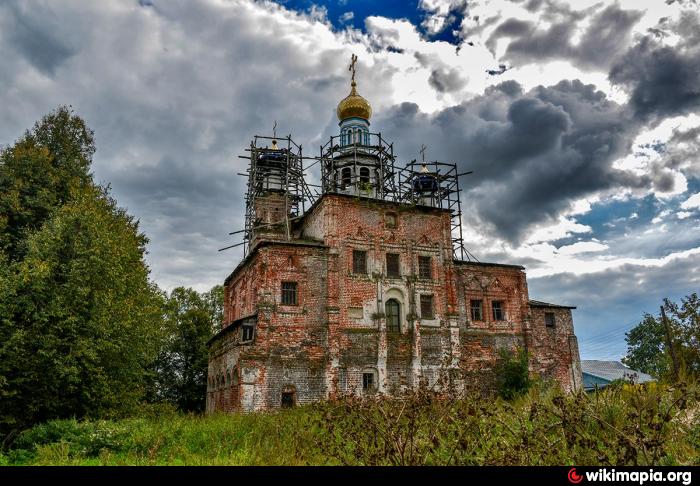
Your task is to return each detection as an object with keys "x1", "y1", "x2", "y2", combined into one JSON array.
[
  {"x1": 527, "y1": 307, "x2": 583, "y2": 392},
  {"x1": 207, "y1": 194, "x2": 582, "y2": 412}
]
